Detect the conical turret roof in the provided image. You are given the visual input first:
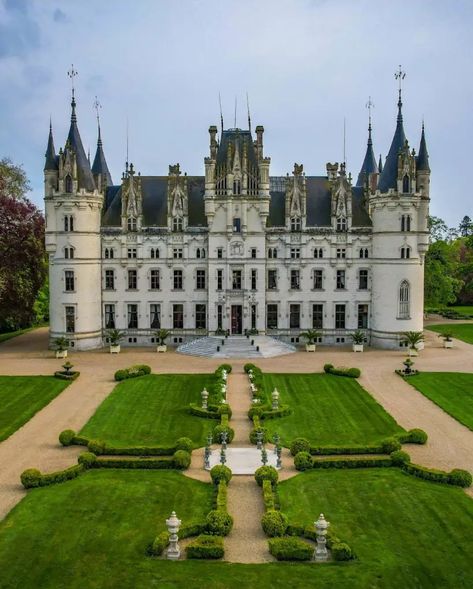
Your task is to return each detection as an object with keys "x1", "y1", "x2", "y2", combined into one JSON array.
[
  {"x1": 65, "y1": 96, "x2": 96, "y2": 191},
  {"x1": 416, "y1": 123, "x2": 430, "y2": 172},
  {"x1": 92, "y1": 124, "x2": 113, "y2": 187},
  {"x1": 44, "y1": 120, "x2": 58, "y2": 171},
  {"x1": 378, "y1": 95, "x2": 407, "y2": 192},
  {"x1": 356, "y1": 122, "x2": 378, "y2": 187}
]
